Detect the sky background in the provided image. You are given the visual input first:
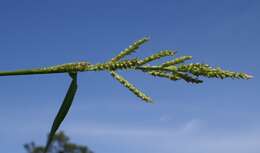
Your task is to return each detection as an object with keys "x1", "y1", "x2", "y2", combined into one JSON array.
[{"x1": 0, "y1": 0, "x2": 259, "y2": 153}]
